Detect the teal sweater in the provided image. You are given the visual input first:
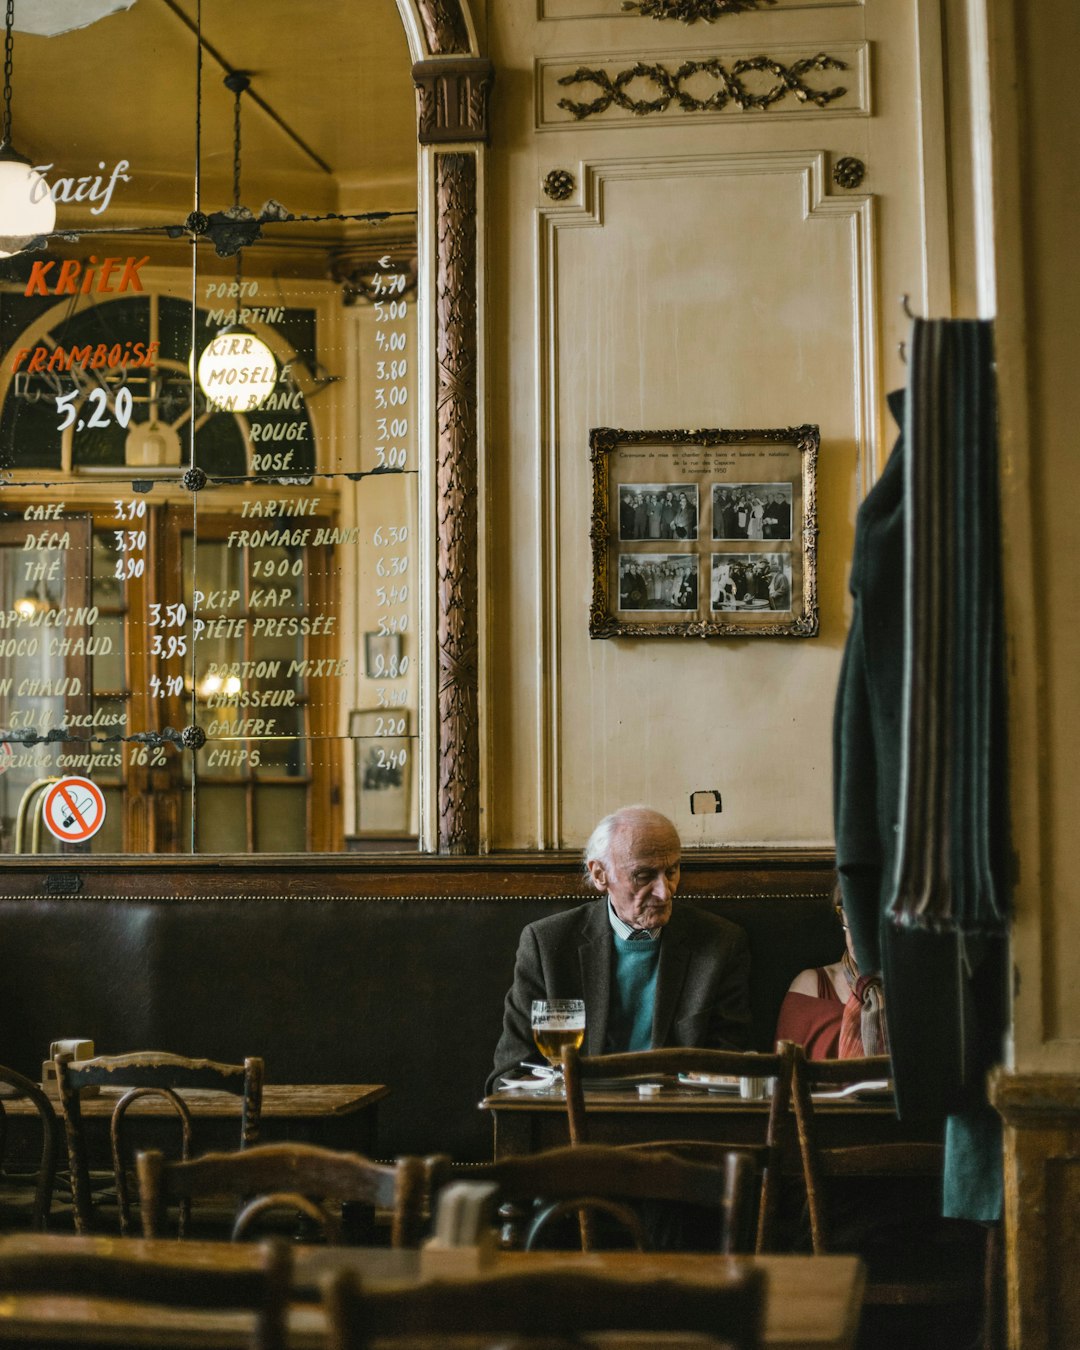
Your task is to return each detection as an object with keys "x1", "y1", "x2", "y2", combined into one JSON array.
[{"x1": 605, "y1": 933, "x2": 661, "y2": 1053}]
